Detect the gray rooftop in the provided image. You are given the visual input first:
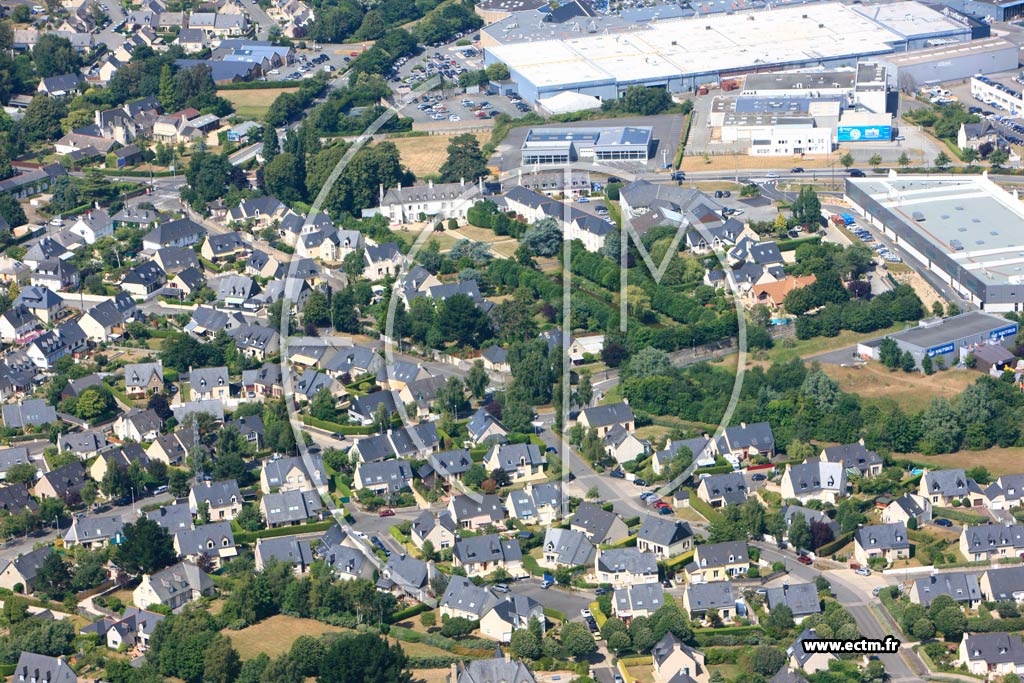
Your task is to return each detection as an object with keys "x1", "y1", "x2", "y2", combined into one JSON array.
[{"x1": 765, "y1": 582, "x2": 822, "y2": 617}]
